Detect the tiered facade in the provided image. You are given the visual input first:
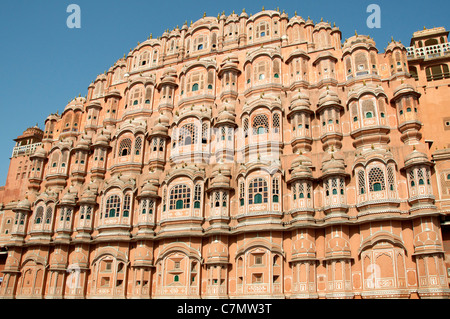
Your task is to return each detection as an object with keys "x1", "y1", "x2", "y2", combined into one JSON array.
[{"x1": 0, "y1": 9, "x2": 449, "y2": 299}]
